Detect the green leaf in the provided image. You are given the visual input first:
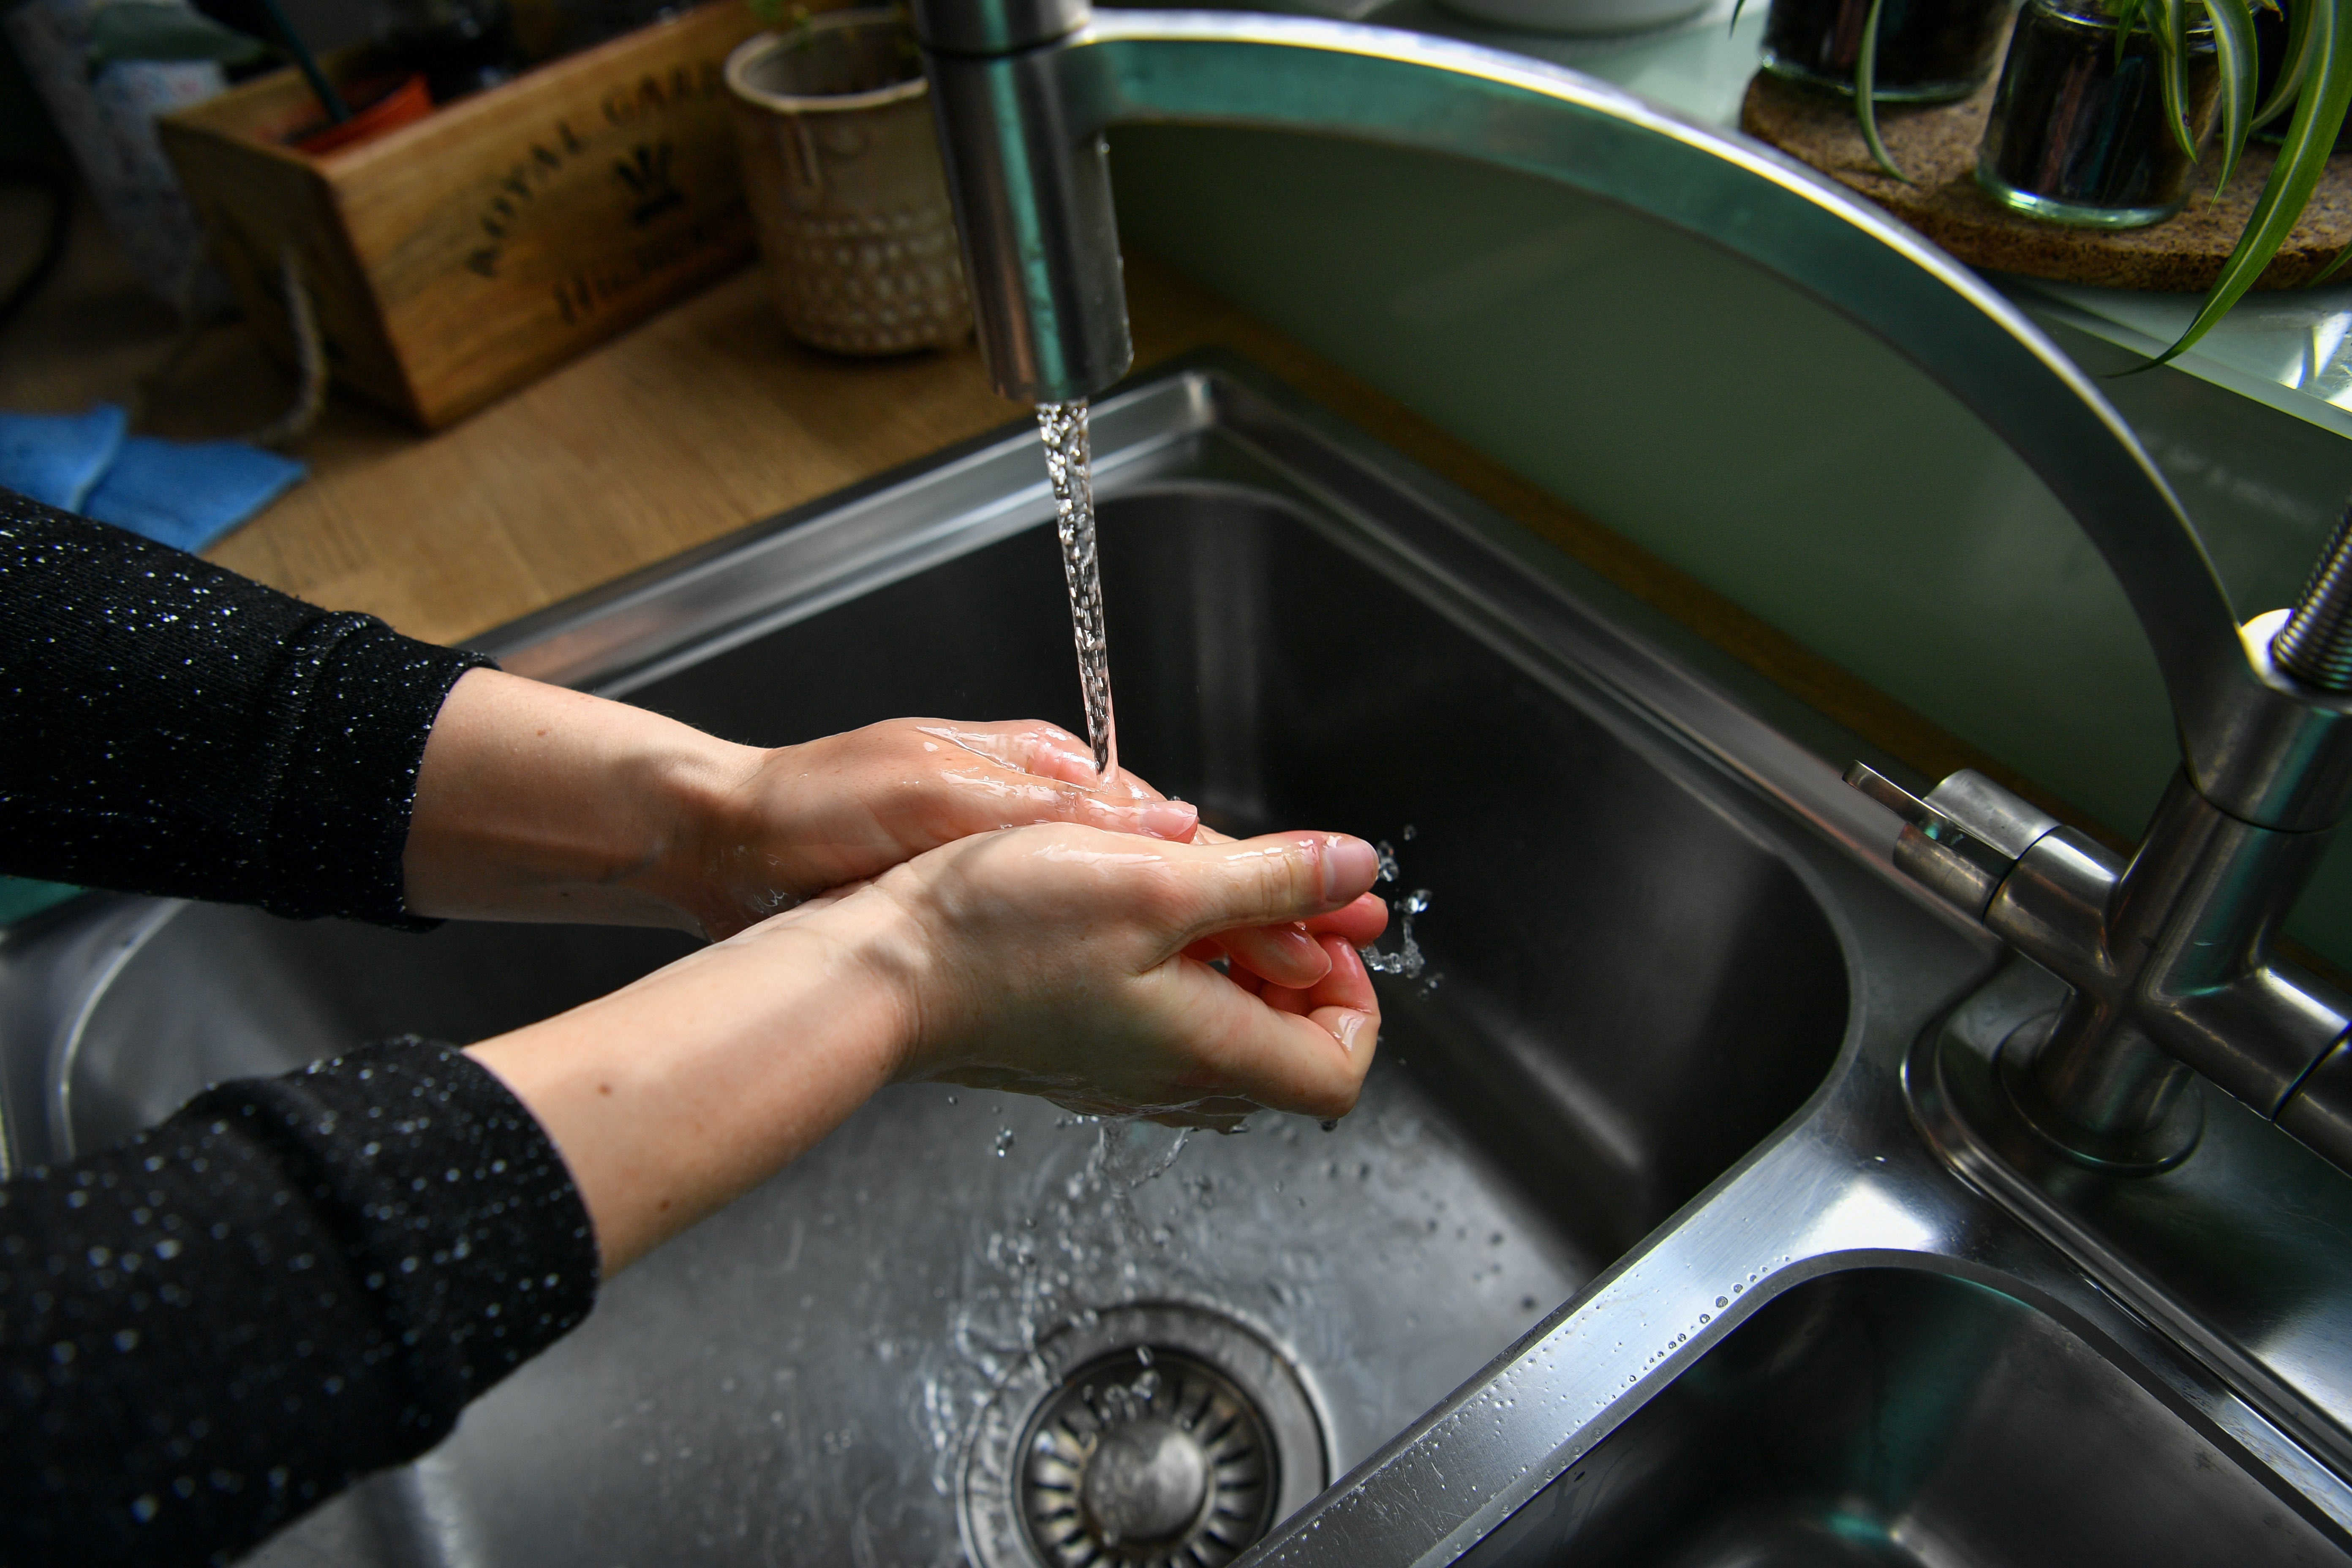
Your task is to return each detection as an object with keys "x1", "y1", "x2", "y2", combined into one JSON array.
[
  {"x1": 2255, "y1": 0, "x2": 2314, "y2": 125},
  {"x1": 85, "y1": 0, "x2": 268, "y2": 71},
  {"x1": 2154, "y1": 0, "x2": 2352, "y2": 363},
  {"x1": 2205, "y1": 0, "x2": 2260, "y2": 192},
  {"x1": 2156, "y1": 0, "x2": 2203, "y2": 159},
  {"x1": 2112, "y1": 0, "x2": 2148, "y2": 65},
  {"x1": 1854, "y1": 0, "x2": 1910, "y2": 181}
]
